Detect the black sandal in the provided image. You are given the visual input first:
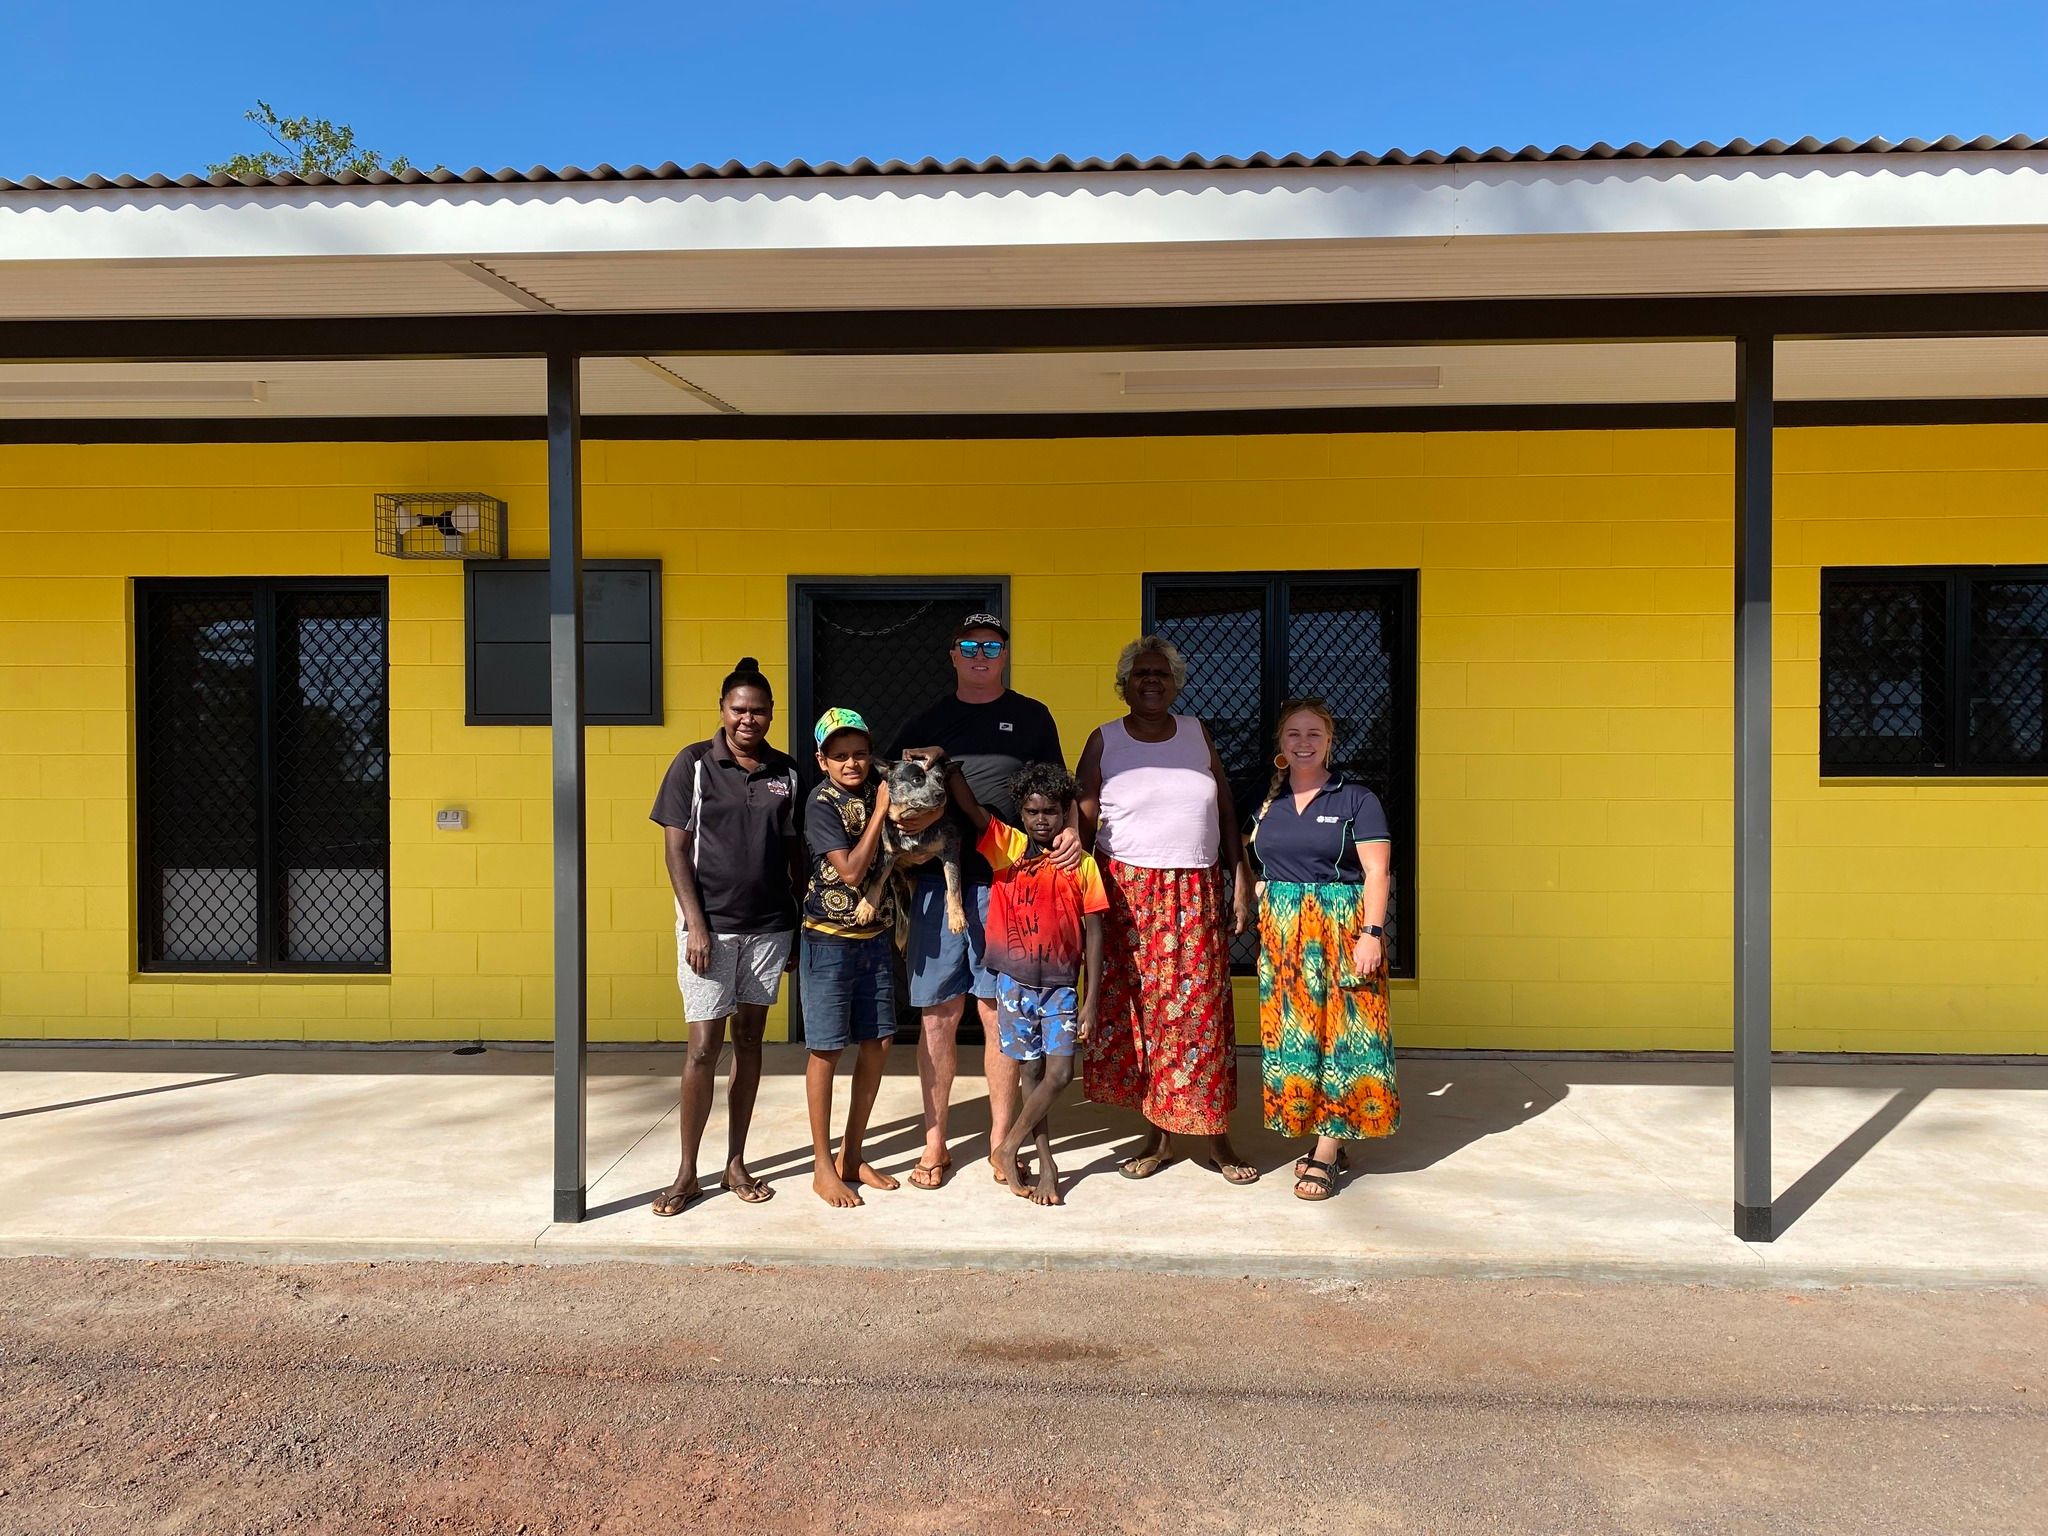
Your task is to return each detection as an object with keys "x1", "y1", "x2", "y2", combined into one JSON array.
[
  {"x1": 1293, "y1": 1158, "x2": 1339, "y2": 1202},
  {"x1": 1294, "y1": 1146, "x2": 1349, "y2": 1180}
]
